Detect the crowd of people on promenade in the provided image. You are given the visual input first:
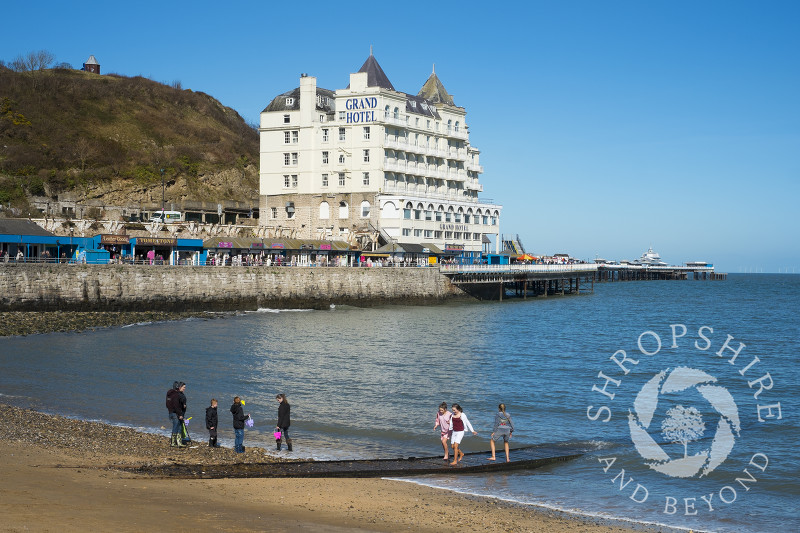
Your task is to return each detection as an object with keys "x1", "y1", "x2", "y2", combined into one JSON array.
[{"x1": 166, "y1": 382, "x2": 515, "y2": 464}]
